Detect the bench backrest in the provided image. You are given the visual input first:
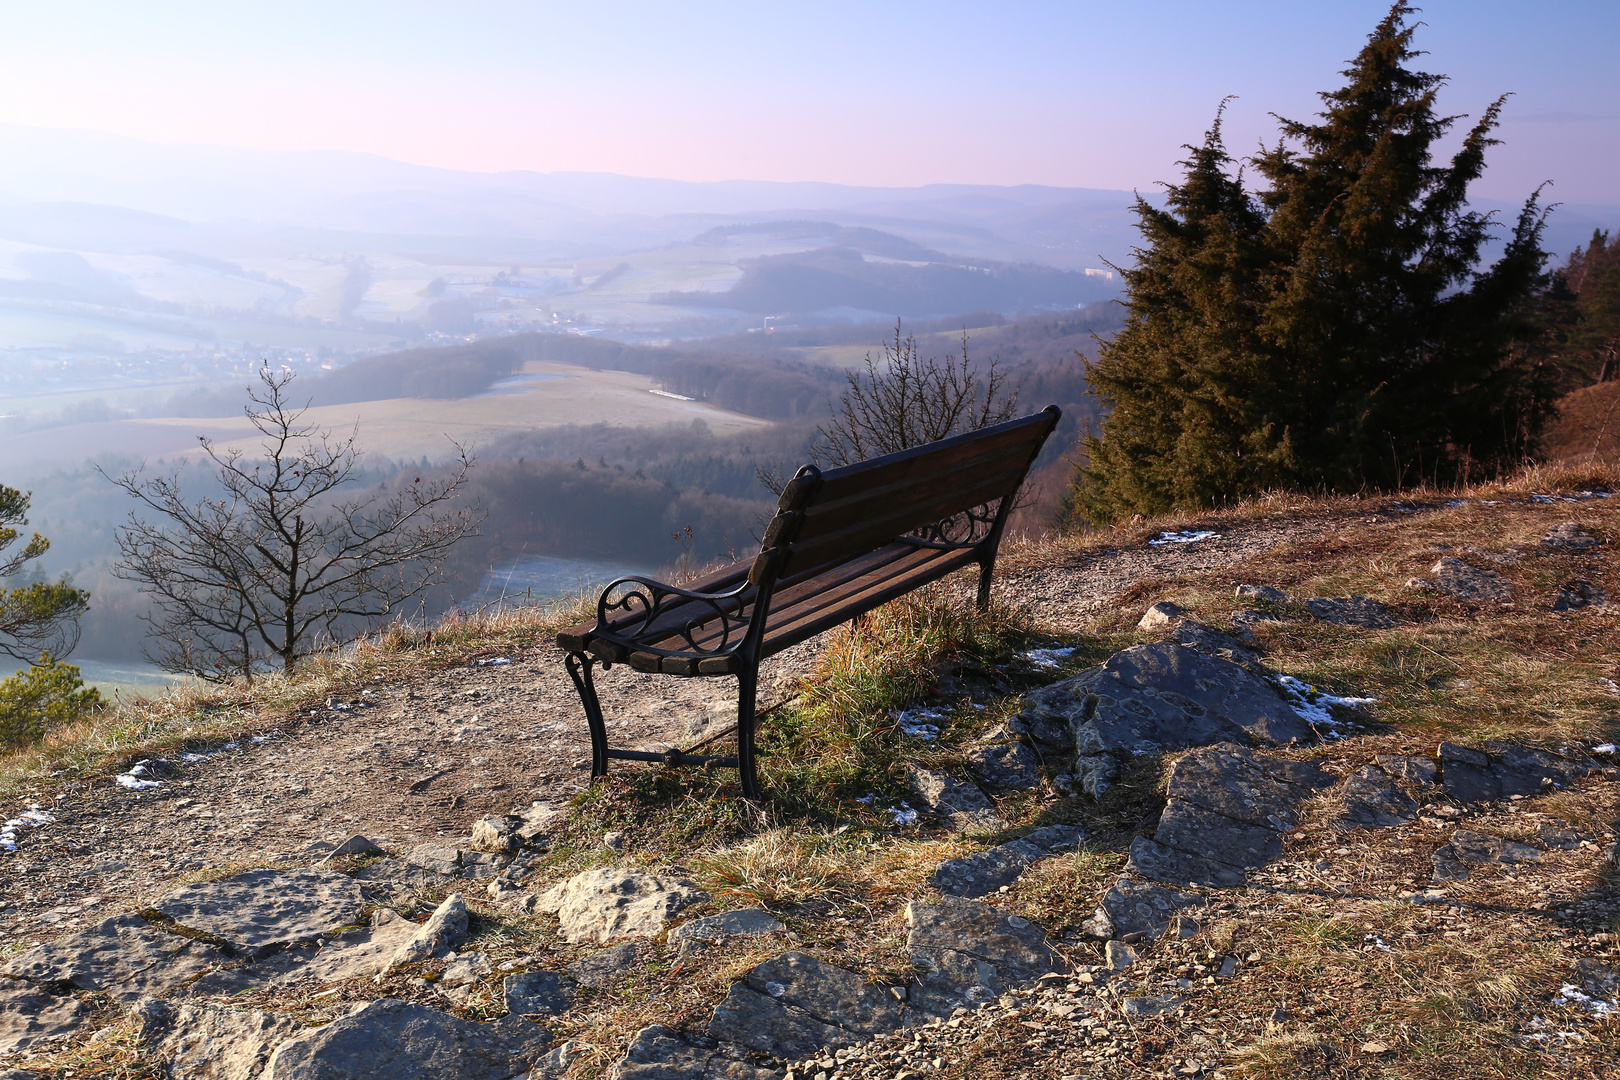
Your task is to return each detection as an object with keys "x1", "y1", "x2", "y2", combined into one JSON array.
[{"x1": 751, "y1": 405, "x2": 1061, "y2": 586}]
